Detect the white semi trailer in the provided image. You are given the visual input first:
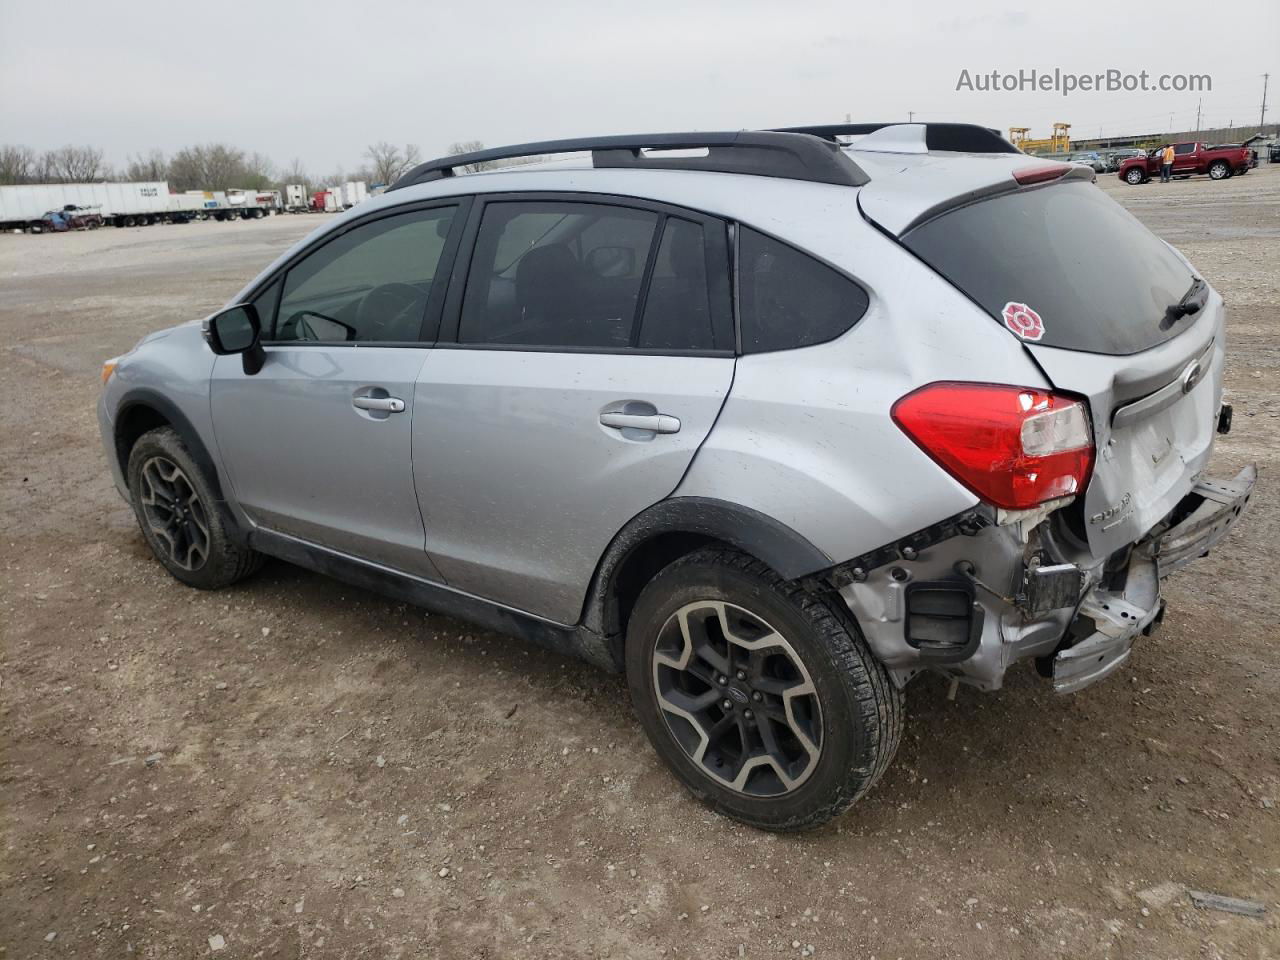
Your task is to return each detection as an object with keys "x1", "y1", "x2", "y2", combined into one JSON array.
[
  {"x1": 1, "y1": 182, "x2": 285, "y2": 233},
  {"x1": 341, "y1": 181, "x2": 368, "y2": 207},
  {"x1": 283, "y1": 183, "x2": 309, "y2": 212},
  {"x1": 0, "y1": 182, "x2": 211, "y2": 232}
]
